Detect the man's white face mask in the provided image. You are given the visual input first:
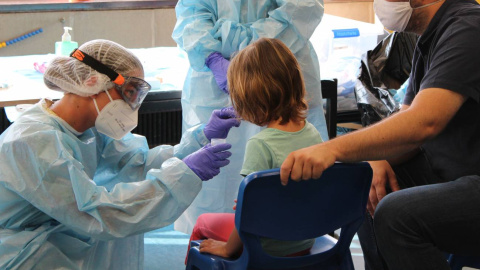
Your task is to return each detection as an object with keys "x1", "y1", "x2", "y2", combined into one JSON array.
[{"x1": 374, "y1": 0, "x2": 444, "y2": 32}]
